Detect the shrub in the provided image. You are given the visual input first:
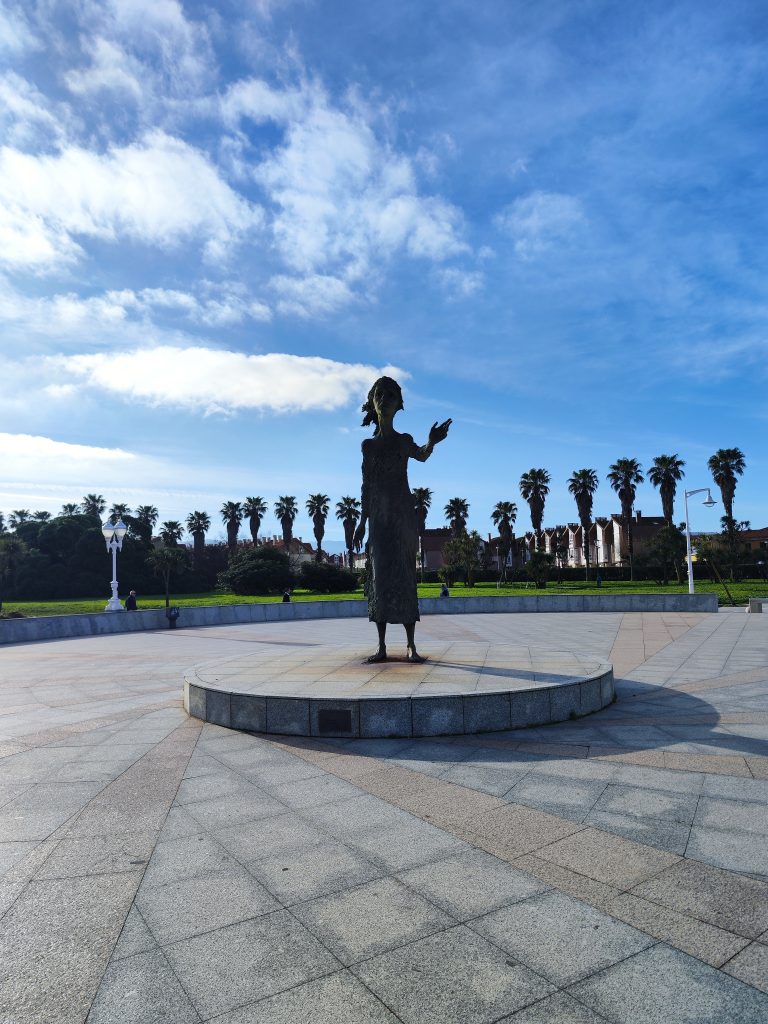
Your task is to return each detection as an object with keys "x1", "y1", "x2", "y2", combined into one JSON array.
[
  {"x1": 218, "y1": 546, "x2": 294, "y2": 595},
  {"x1": 300, "y1": 561, "x2": 359, "y2": 593}
]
